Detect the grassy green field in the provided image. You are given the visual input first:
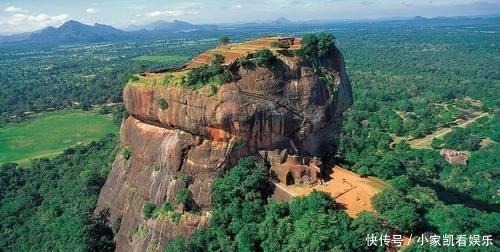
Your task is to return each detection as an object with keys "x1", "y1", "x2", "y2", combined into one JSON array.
[
  {"x1": 131, "y1": 55, "x2": 188, "y2": 63},
  {"x1": 0, "y1": 110, "x2": 118, "y2": 165}
]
